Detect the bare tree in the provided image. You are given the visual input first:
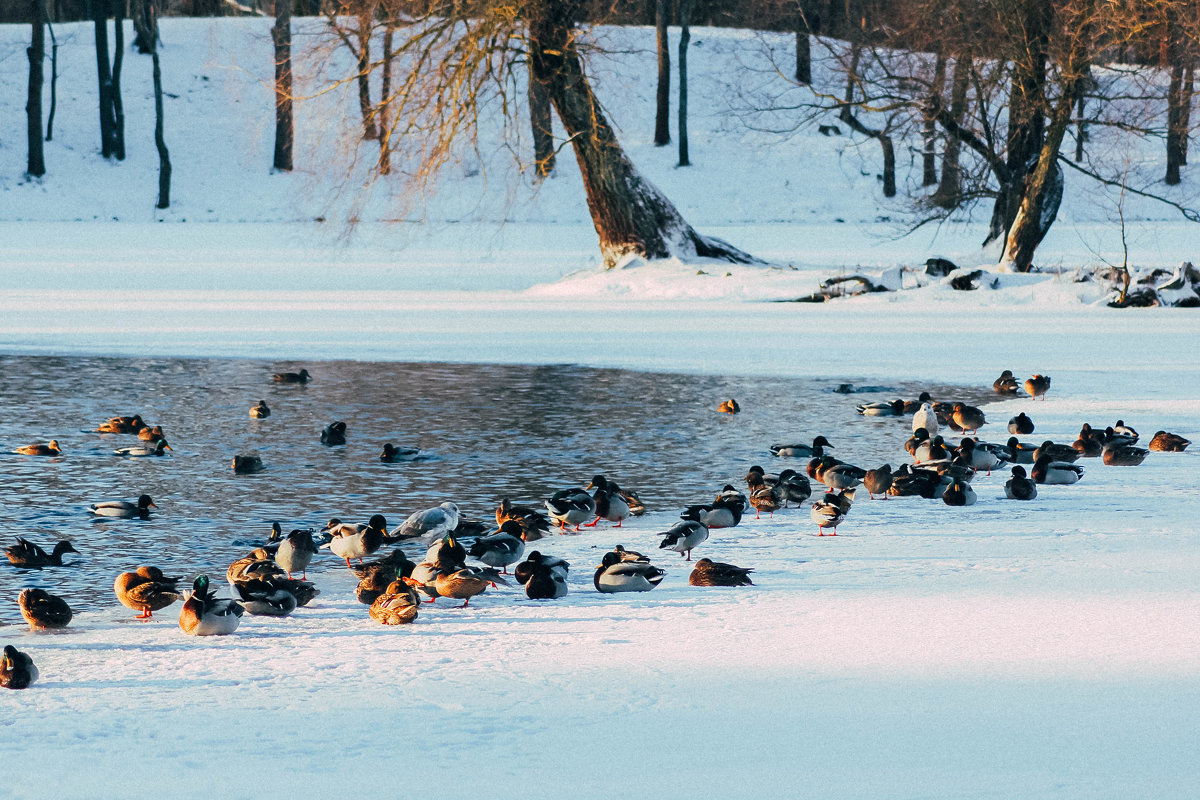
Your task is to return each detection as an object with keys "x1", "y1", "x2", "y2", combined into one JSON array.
[
  {"x1": 528, "y1": 60, "x2": 555, "y2": 177},
  {"x1": 93, "y1": 0, "x2": 118, "y2": 158},
  {"x1": 272, "y1": 0, "x2": 293, "y2": 171},
  {"x1": 45, "y1": 16, "x2": 57, "y2": 140},
  {"x1": 654, "y1": 0, "x2": 670, "y2": 145},
  {"x1": 678, "y1": 0, "x2": 690, "y2": 166},
  {"x1": 142, "y1": 0, "x2": 170, "y2": 207},
  {"x1": 325, "y1": 0, "x2": 379, "y2": 140},
  {"x1": 26, "y1": 0, "x2": 45, "y2": 177}
]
